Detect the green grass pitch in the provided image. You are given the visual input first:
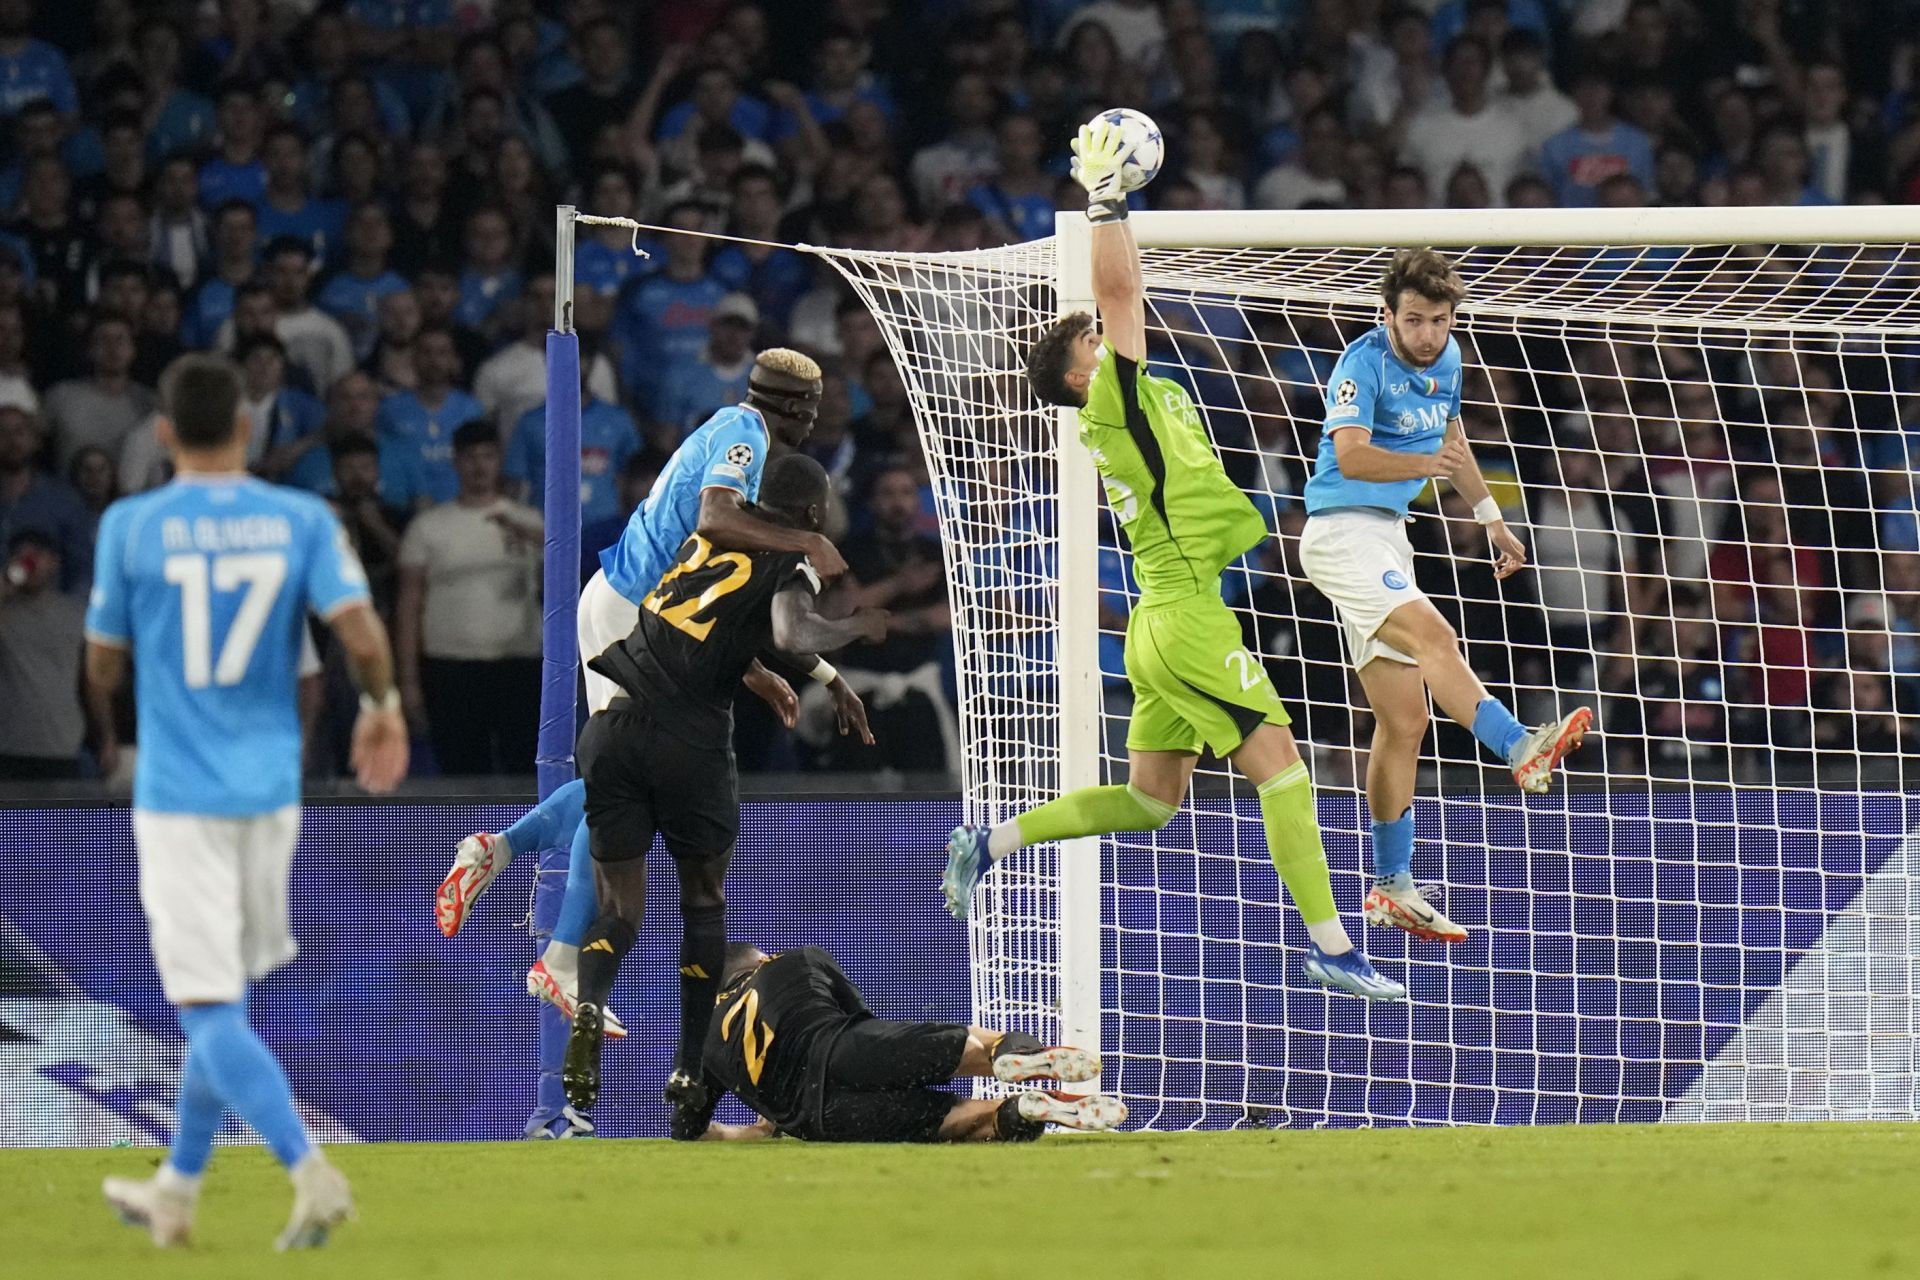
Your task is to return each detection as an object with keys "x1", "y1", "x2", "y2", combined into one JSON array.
[{"x1": 7, "y1": 1125, "x2": 1918, "y2": 1280}]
